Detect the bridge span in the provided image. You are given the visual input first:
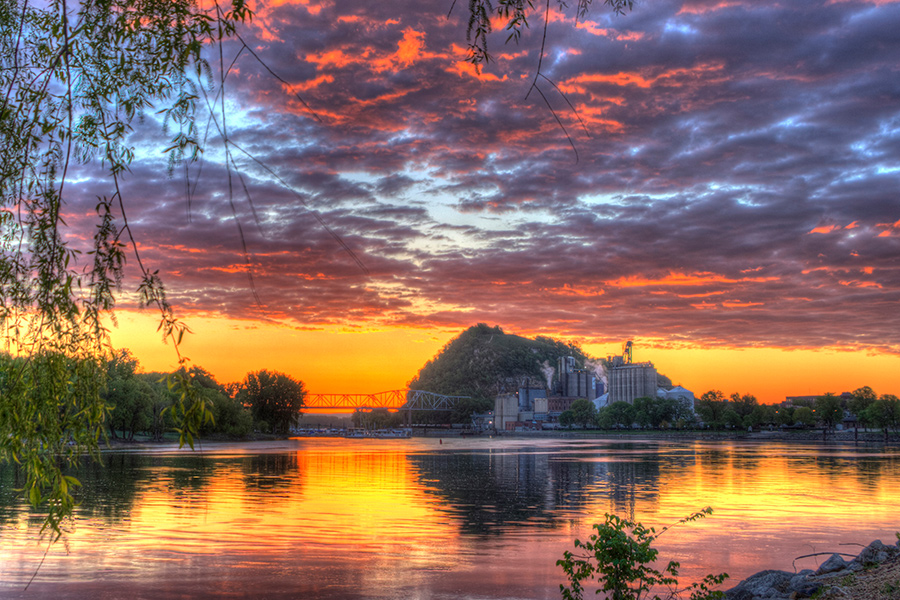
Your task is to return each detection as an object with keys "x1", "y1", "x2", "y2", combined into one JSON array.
[{"x1": 303, "y1": 390, "x2": 470, "y2": 412}]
